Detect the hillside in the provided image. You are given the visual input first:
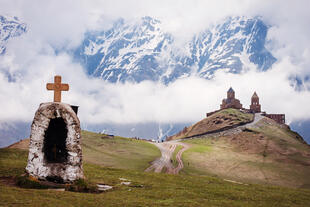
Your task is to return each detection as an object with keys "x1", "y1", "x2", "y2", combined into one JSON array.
[
  {"x1": 1, "y1": 133, "x2": 310, "y2": 206},
  {"x1": 81, "y1": 131, "x2": 160, "y2": 171},
  {"x1": 180, "y1": 116, "x2": 310, "y2": 188},
  {"x1": 168, "y1": 108, "x2": 254, "y2": 140}
]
